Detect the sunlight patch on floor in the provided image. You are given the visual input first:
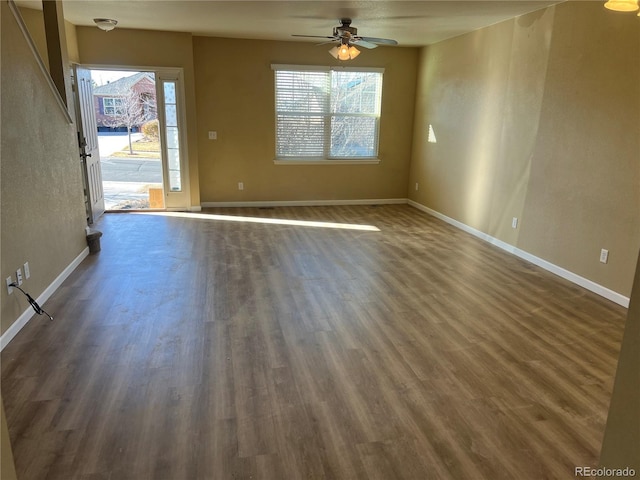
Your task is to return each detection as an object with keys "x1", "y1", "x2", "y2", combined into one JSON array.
[{"x1": 133, "y1": 210, "x2": 381, "y2": 231}]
